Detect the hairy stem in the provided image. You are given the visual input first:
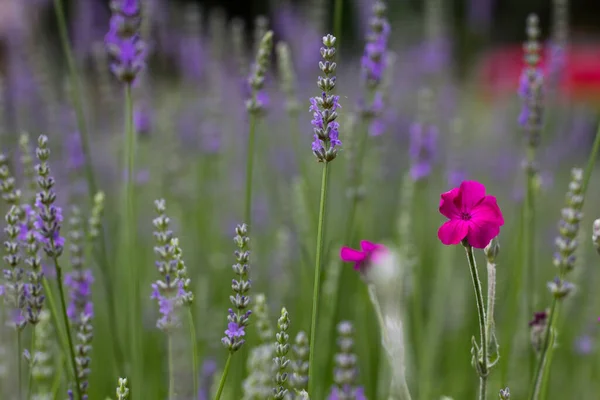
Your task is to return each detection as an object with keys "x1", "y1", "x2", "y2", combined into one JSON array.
[{"x1": 464, "y1": 245, "x2": 488, "y2": 400}]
